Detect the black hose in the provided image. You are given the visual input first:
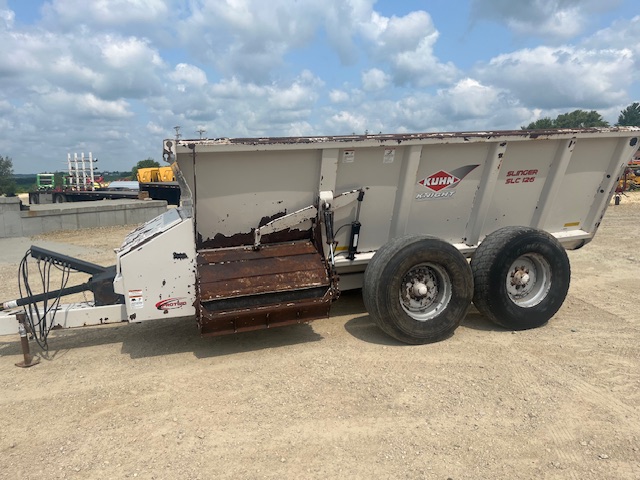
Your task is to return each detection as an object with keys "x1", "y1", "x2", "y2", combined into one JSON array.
[{"x1": 17, "y1": 249, "x2": 72, "y2": 351}]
